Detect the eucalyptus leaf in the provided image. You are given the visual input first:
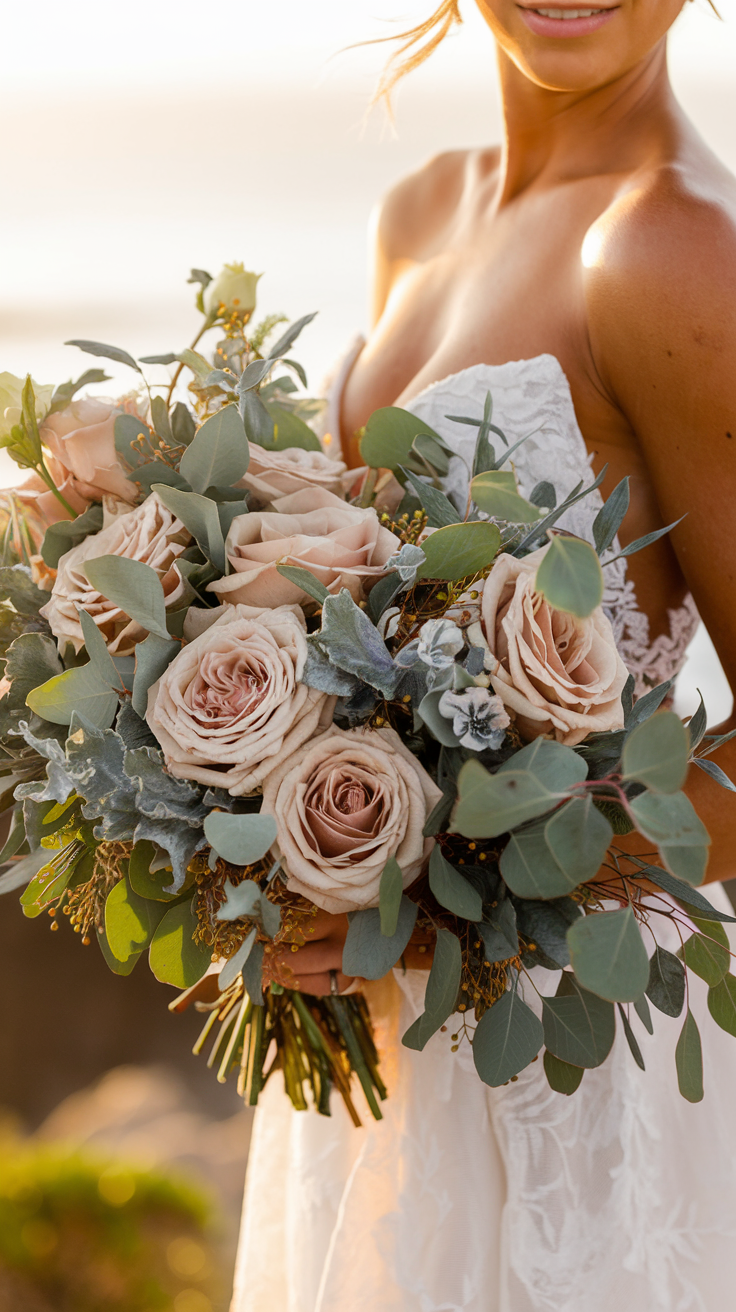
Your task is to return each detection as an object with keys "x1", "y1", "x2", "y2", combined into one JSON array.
[
  {"x1": 500, "y1": 825, "x2": 576, "y2": 900},
  {"x1": 267, "y1": 312, "x2": 318, "y2": 362},
  {"x1": 680, "y1": 931, "x2": 730, "y2": 987},
  {"x1": 148, "y1": 897, "x2": 211, "y2": 988},
  {"x1": 203, "y1": 812, "x2": 277, "y2": 867},
  {"x1": 219, "y1": 927, "x2": 257, "y2": 991},
  {"x1": 707, "y1": 974, "x2": 736, "y2": 1038},
  {"x1": 692, "y1": 756, "x2": 736, "y2": 793},
  {"x1": 470, "y1": 469, "x2": 543, "y2": 523},
  {"x1": 0, "y1": 566, "x2": 49, "y2": 616},
  {"x1": 542, "y1": 977, "x2": 616, "y2": 1068},
  {"x1": 629, "y1": 791, "x2": 710, "y2": 884},
  {"x1": 128, "y1": 840, "x2": 178, "y2": 902},
  {"x1": 265, "y1": 403, "x2": 322, "y2": 452},
  {"x1": 179, "y1": 405, "x2": 250, "y2": 494},
  {"x1": 41, "y1": 503, "x2": 104, "y2": 569},
  {"x1": 675, "y1": 1009, "x2": 704, "y2": 1103},
  {"x1": 83, "y1": 556, "x2": 170, "y2": 641},
  {"x1": 428, "y1": 845, "x2": 483, "y2": 921},
  {"x1": 417, "y1": 522, "x2": 501, "y2": 581},
  {"x1": 239, "y1": 390, "x2": 275, "y2": 446},
  {"x1": 215, "y1": 877, "x2": 262, "y2": 921},
  {"x1": 105, "y1": 874, "x2": 167, "y2": 962},
  {"x1": 132, "y1": 632, "x2": 180, "y2": 718},
  {"x1": 473, "y1": 988, "x2": 544, "y2": 1086},
  {"x1": 379, "y1": 857, "x2": 403, "y2": 937},
  {"x1": 275, "y1": 564, "x2": 329, "y2": 605},
  {"x1": 621, "y1": 710, "x2": 689, "y2": 794},
  {"x1": 543, "y1": 1049, "x2": 584, "y2": 1095},
  {"x1": 592, "y1": 476, "x2": 630, "y2": 555},
  {"x1": 66, "y1": 338, "x2": 142, "y2": 375},
  {"x1": 243, "y1": 940, "x2": 265, "y2": 1005},
  {"x1": 618, "y1": 1003, "x2": 646, "y2": 1070},
  {"x1": 544, "y1": 795, "x2": 613, "y2": 885},
  {"x1": 625, "y1": 680, "x2": 672, "y2": 731},
  {"x1": 78, "y1": 609, "x2": 125, "y2": 691},
  {"x1": 535, "y1": 536, "x2": 604, "y2": 619},
  {"x1": 418, "y1": 689, "x2": 463, "y2": 747},
  {"x1": 360, "y1": 407, "x2": 445, "y2": 473},
  {"x1": 646, "y1": 945, "x2": 685, "y2": 1017},
  {"x1": 400, "y1": 468, "x2": 460, "y2": 528},
  {"x1": 607, "y1": 515, "x2": 686, "y2": 564},
  {"x1": 342, "y1": 897, "x2": 418, "y2": 980},
  {"x1": 26, "y1": 663, "x2": 118, "y2": 729},
  {"x1": 401, "y1": 928, "x2": 462, "y2": 1051},
  {"x1": 153, "y1": 483, "x2": 226, "y2": 574},
  {"x1": 567, "y1": 908, "x2": 650, "y2": 1003}
]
